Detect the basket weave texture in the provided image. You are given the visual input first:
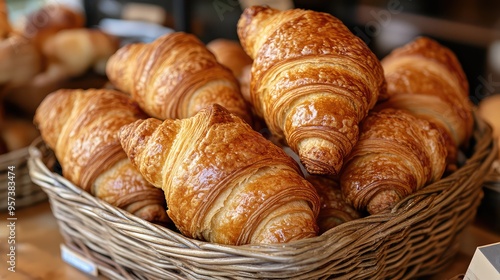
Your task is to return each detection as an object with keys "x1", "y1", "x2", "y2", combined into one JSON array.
[
  {"x1": 0, "y1": 142, "x2": 52, "y2": 211},
  {"x1": 28, "y1": 115, "x2": 497, "y2": 280}
]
